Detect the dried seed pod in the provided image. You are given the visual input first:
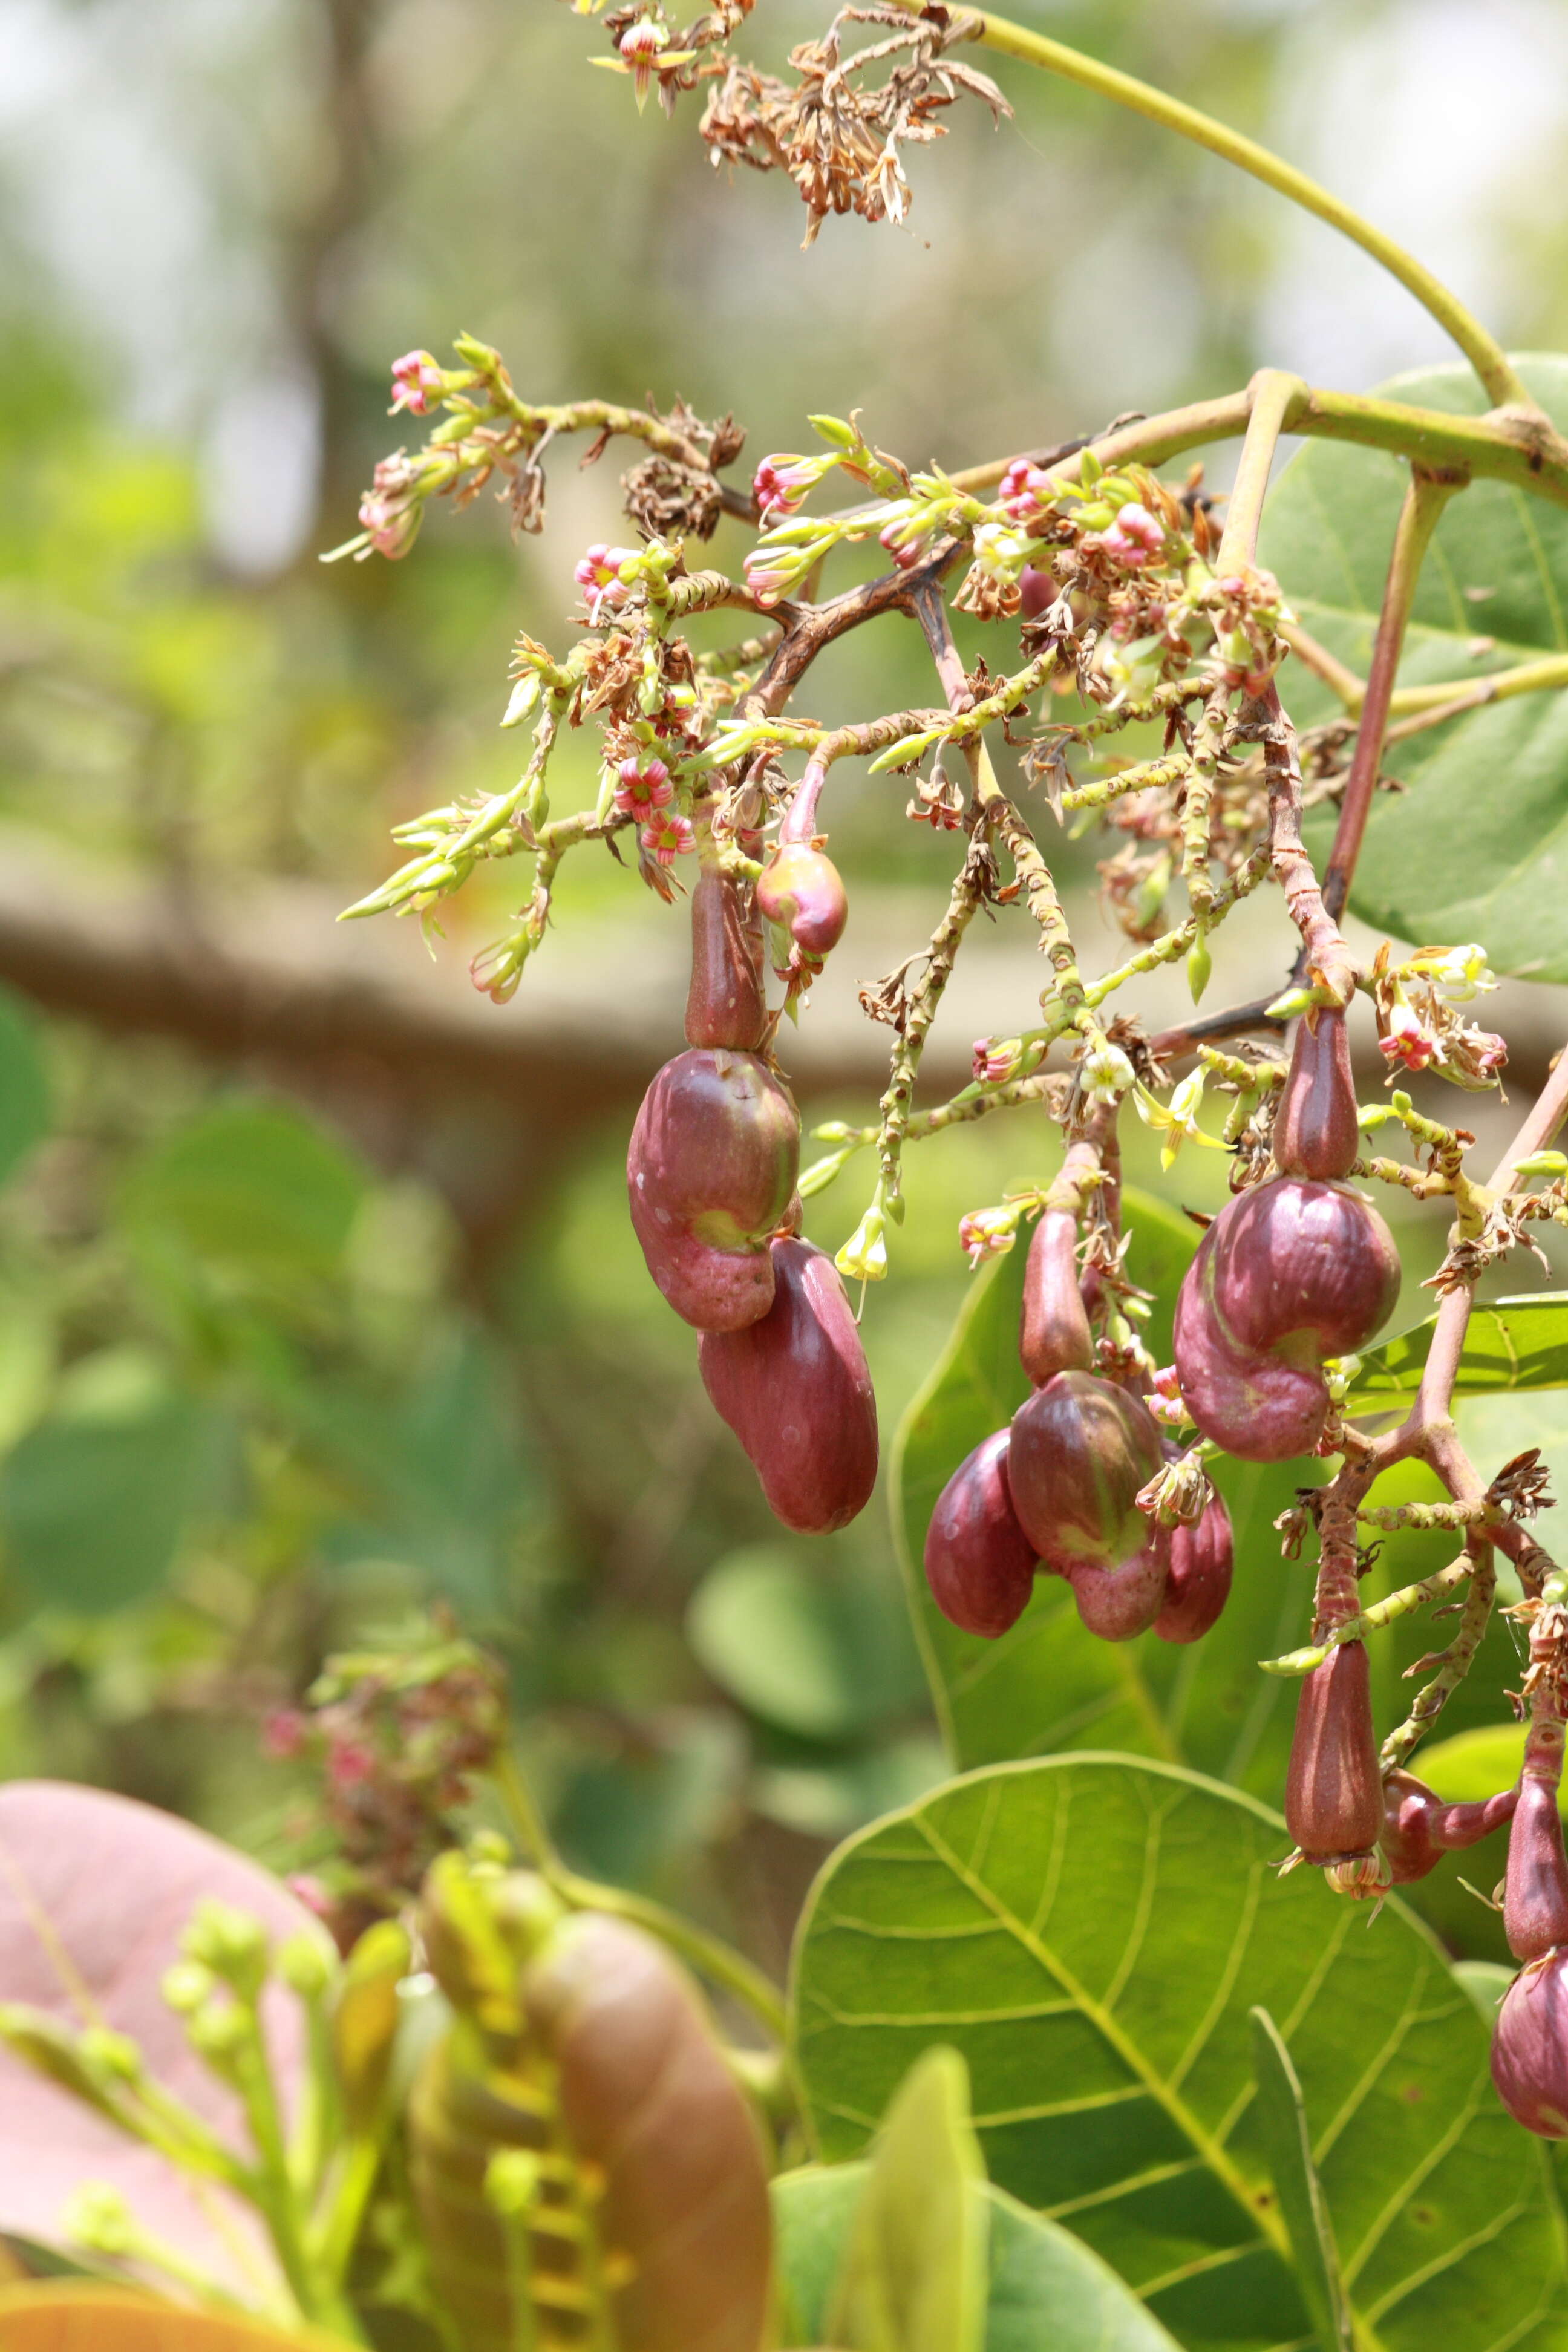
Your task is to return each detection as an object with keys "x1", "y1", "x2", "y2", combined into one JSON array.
[
  {"x1": 1067, "y1": 1538, "x2": 1168, "y2": 1642},
  {"x1": 923, "y1": 1428, "x2": 1039, "y2": 1637},
  {"x1": 1504, "y1": 1777, "x2": 1568, "y2": 1964},
  {"x1": 1491, "y1": 1951, "x2": 1568, "y2": 2137},
  {"x1": 685, "y1": 855, "x2": 766, "y2": 1051},
  {"x1": 1008, "y1": 1370, "x2": 1165, "y2": 1572},
  {"x1": 1380, "y1": 1769, "x2": 1517, "y2": 1886},
  {"x1": 627, "y1": 1049, "x2": 799, "y2": 1331},
  {"x1": 756, "y1": 843, "x2": 848, "y2": 961},
  {"x1": 1173, "y1": 1178, "x2": 1399, "y2": 1463},
  {"x1": 1285, "y1": 1642, "x2": 1382, "y2": 1872},
  {"x1": 1019, "y1": 1209, "x2": 1094, "y2": 1386},
  {"x1": 1273, "y1": 1007, "x2": 1359, "y2": 1183},
  {"x1": 699, "y1": 1236, "x2": 878, "y2": 1534},
  {"x1": 1154, "y1": 1489, "x2": 1234, "y2": 1645}
]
